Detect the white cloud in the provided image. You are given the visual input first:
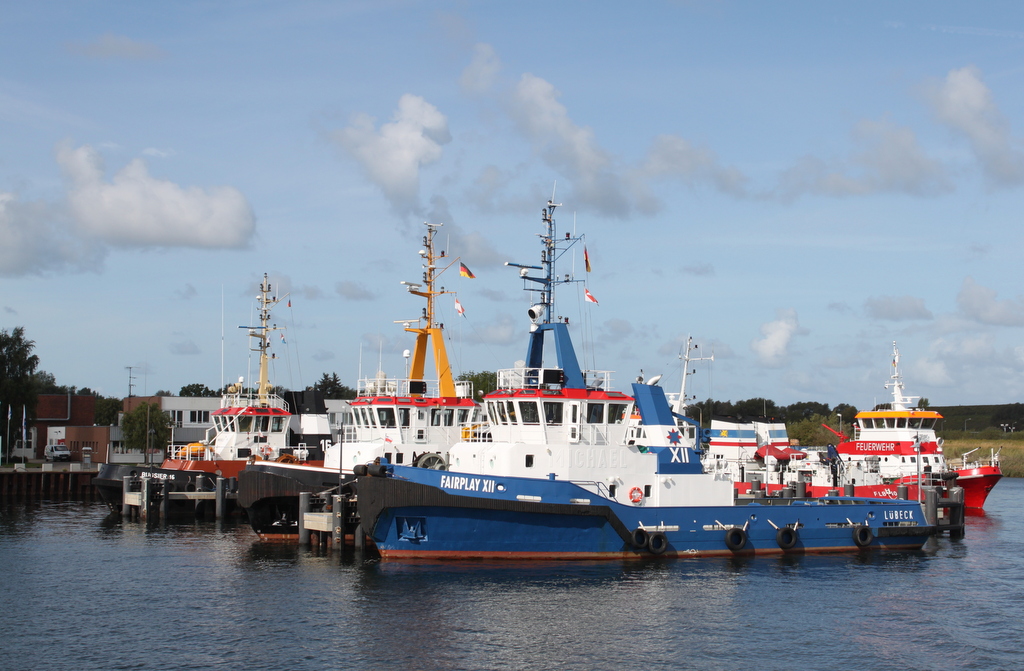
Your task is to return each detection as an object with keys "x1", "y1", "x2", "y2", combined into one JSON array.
[
  {"x1": 641, "y1": 134, "x2": 750, "y2": 197},
  {"x1": 460, "y1": 43, "x2": 500, "y2": 94},
  {"x1": 58, "y1": 143, "x2": 255, "y2": 248},
  {"x1": 751, "y1": 308, "x2": 805, "y2": 367},
  {"x1": 169, "y1": 340, "x2": 201, "y2": 355},
  {"x1": 336, "y1": 281, "x2": 375, "y2": 301},
  {"x1": 0, "y1": 191, "x2": 104, "y2": 277},
  {"x1": 957, "y1": 276, "x2": 1024, "y2": 326},
  {"x1": 176, "y1": 283, "x2": 198, "y2": 300},
  {"x1": 777, "y1": 118, "x2": 949, "y2": 198},
  {"x1": 927, "y1": 65, "x2": 1024, "y2": 186},
  {"x1": 331, "y1": 94, "x2": 451, "y2": 215},
  {"x1": 464, "y1": 313, "x2": 519, "y2": 346},
  {"x1": 508, "y1": 73, "x2": 640, "y2": 217},
  {"x1": 67, "y1": 33, "x2": 166, "y2": 60},
  {"x1": 864, "y1": 295, "x2": 934, "y2": 321}
]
